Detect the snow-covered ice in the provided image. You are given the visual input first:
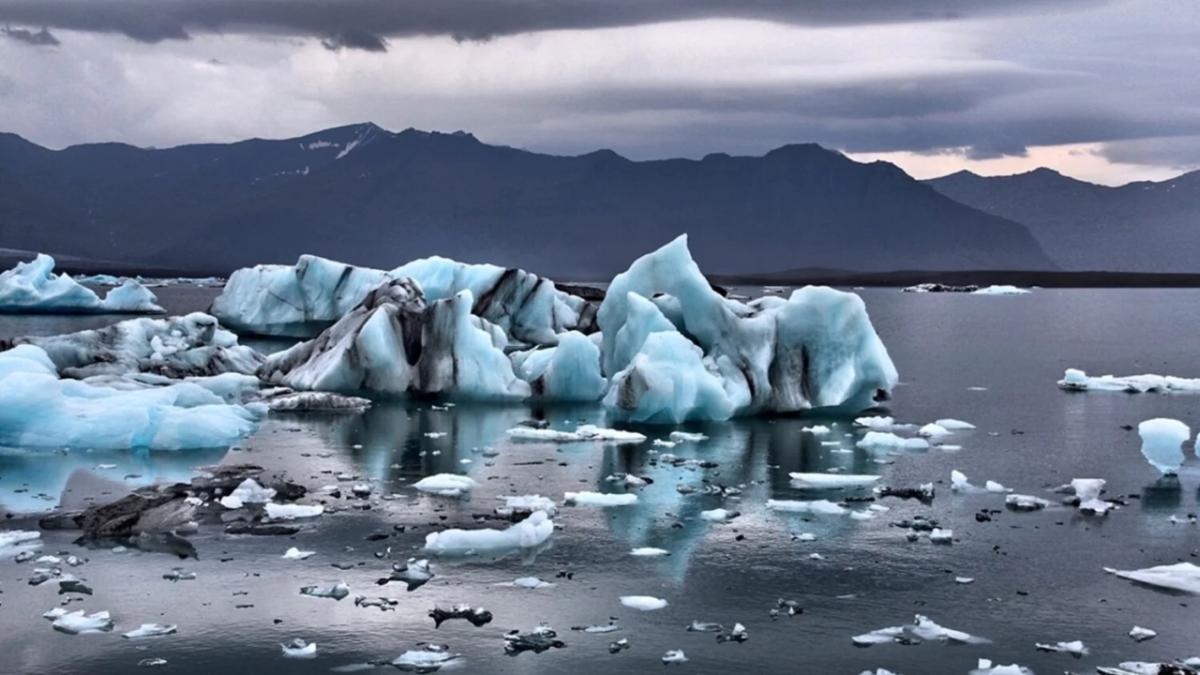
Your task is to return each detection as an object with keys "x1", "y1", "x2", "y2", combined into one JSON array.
[
  {"x1": 0, "y1": 254, "x2": 162, "y2": 314},
  {"x1": 282, "y1": 547, "x2": 315, "y2": 560},
  {"x1": 1071, "y1": 478, "x2": 1112, "y2": 514},
  {"x1": 1138, "y1": 418, "x2": 1190, "y2": 474},
  {"x1": 631, "y1": 547, "x2": 670, "y2": 557},
  {"x1": 1034, "y1": 639, "x2": 1088, "y2": 656}
]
